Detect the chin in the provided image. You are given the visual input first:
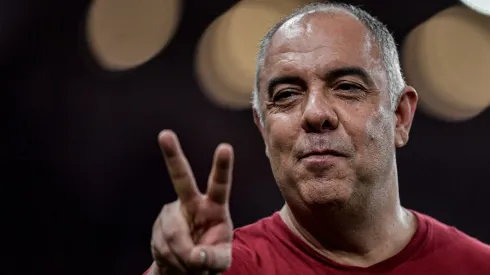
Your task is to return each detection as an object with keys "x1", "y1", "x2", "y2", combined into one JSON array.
[{"x1": 296, "y1": 178, "x2": 356, "y2": 206}]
